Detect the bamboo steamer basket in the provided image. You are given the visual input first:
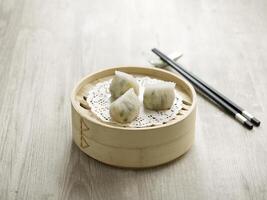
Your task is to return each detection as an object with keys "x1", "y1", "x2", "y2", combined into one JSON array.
[{"x1": 71, "y1": 66, "x2": 196, "y2": 168}]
